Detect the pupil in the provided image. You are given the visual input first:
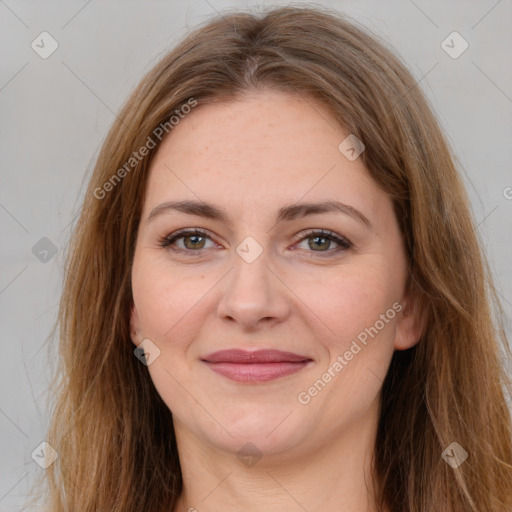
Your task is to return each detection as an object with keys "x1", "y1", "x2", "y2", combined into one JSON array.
[
  {"x1": 311, "y1": 236, "x2": 329, "y2": 250},
  {"x1": 186, "y1": 235, "x2": 204, "y2": 249}
]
